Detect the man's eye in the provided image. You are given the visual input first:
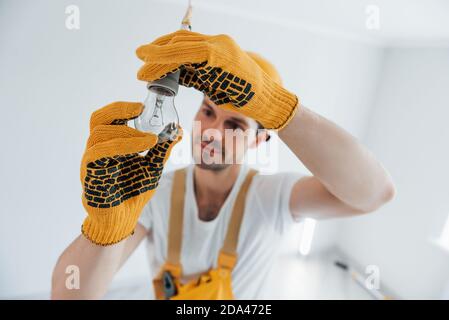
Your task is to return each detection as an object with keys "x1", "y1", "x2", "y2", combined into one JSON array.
[
  {"x1": 203, "y1": 109, "x2": 212, "y2": 116},
  {"x1": 226, "y1": 122, "x2": 242, "y2": 130}
]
